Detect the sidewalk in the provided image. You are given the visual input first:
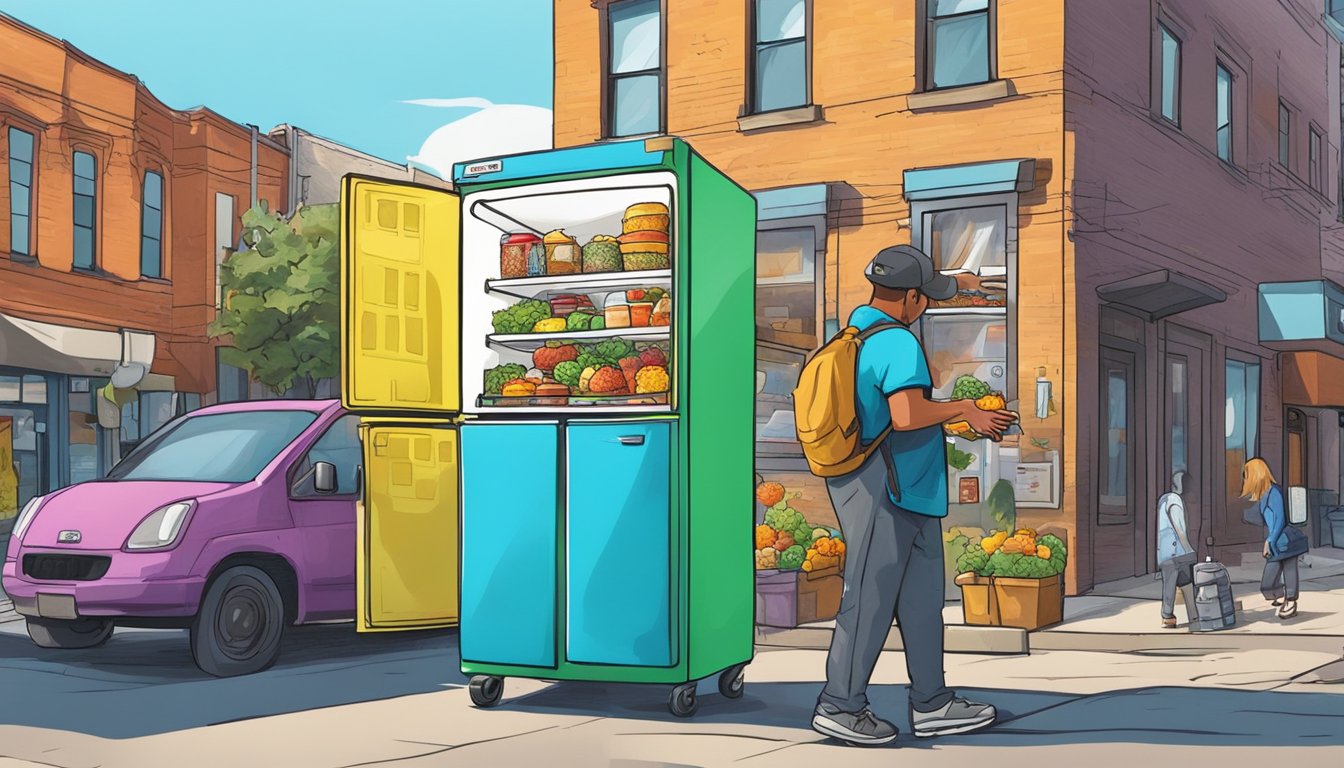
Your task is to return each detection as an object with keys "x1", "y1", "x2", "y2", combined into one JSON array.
[{"x1": 759, "y1": 548, "x2": 1344, "y2": 656}]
